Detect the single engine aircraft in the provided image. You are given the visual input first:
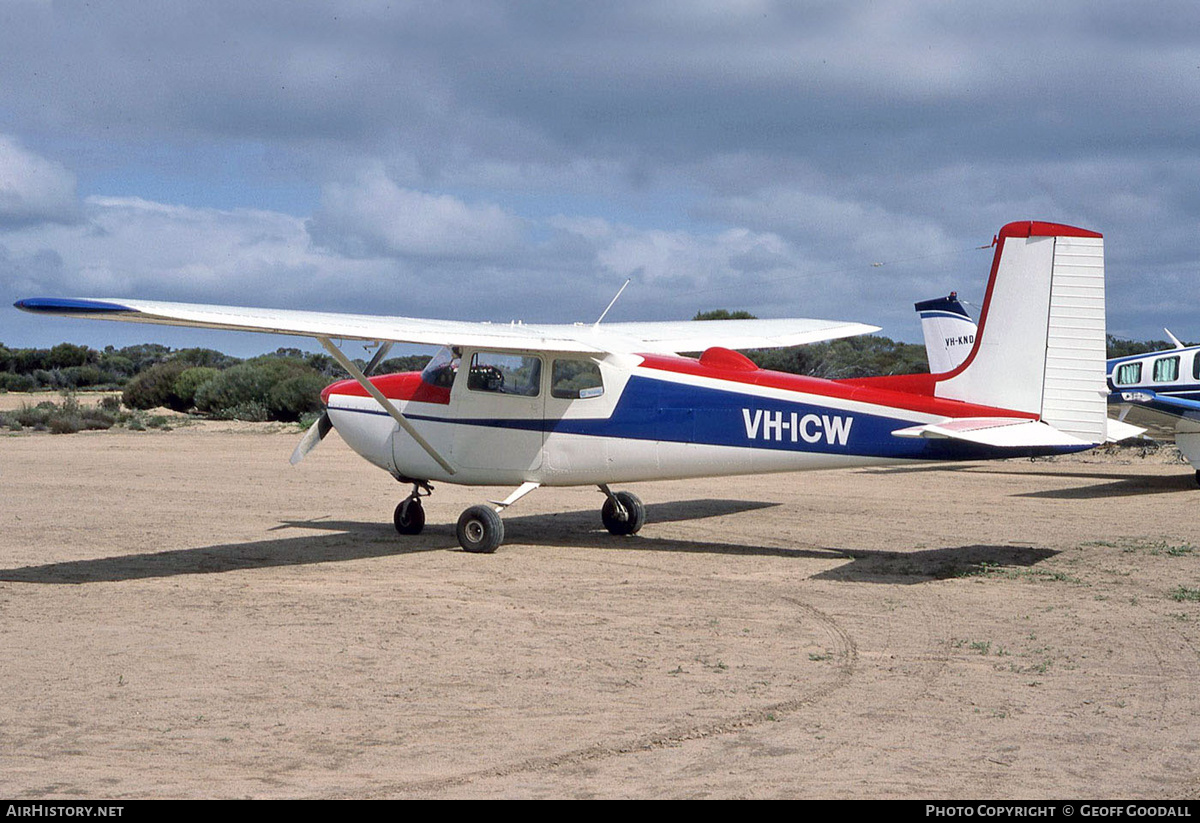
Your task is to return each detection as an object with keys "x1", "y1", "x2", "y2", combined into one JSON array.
[{"x1": 17, "y1": 220, "x2": 1115, "y2": 552}]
